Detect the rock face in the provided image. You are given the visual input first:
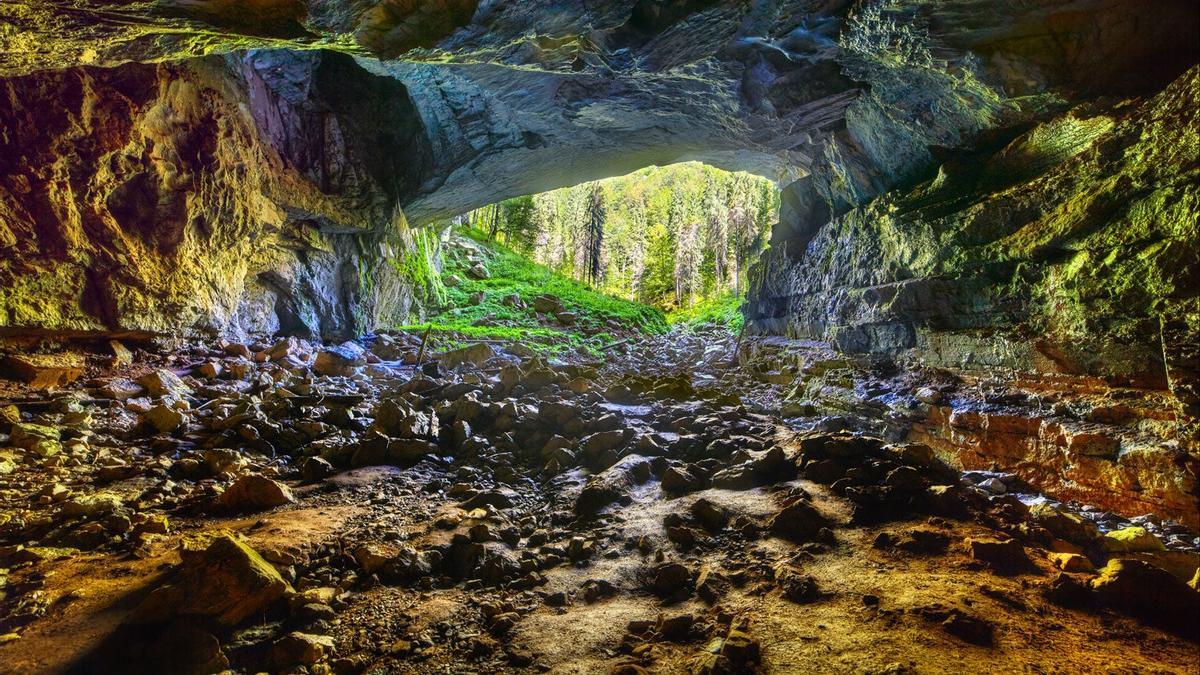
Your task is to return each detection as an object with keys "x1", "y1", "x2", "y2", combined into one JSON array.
[
  {"x1": 747, "y1": 66, "x2": 1200, "y2": 388},
  {"x1": 0, "y1": 50, "x2": 425, "y2": 339},
  {"x1": 1, "y1": 1, "x2": 1193, "y2": 345}
]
